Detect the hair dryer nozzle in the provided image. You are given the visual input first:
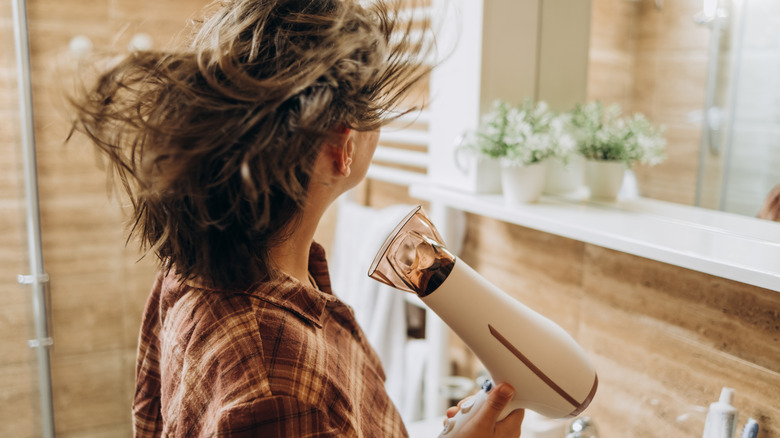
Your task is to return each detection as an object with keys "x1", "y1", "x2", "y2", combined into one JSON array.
[{"x1": 368, "y1": 206, "x2": 455, "y2": 297}]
